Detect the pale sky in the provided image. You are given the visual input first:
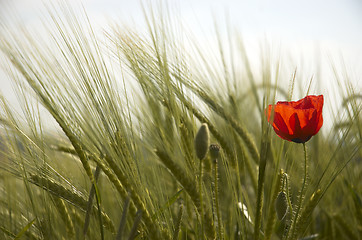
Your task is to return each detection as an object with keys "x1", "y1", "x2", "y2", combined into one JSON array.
[{"x1": 0, "y1": 0, "x2": 361, "y2": 129}]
